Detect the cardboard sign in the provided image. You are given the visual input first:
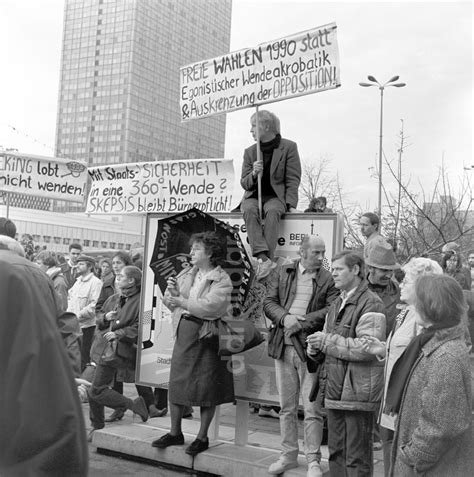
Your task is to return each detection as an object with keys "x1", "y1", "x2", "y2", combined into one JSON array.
[
  {"x1": 86, "y1": 159, "x2": 234, "y2": 214},
  {"x1": 0, "y1": 152, "x2": 87, "y2": 203},
  {"x1": 180, "y1": 23, "x2": 340, "y2": 121}
]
